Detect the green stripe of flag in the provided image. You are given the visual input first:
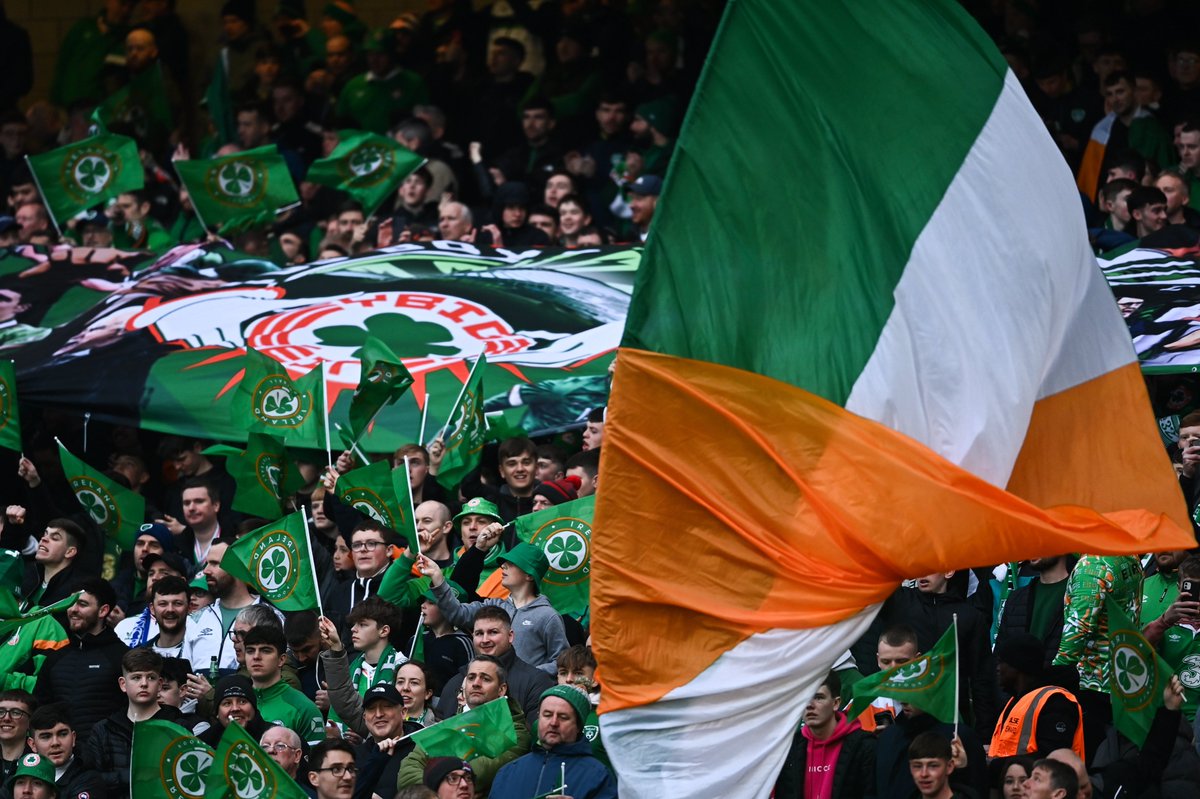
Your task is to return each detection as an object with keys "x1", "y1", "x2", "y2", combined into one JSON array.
[
  {"x1": 58, "y1": 442, "x2": 145, "y2": 550},
  {"x1": 622, "y1": 1, "x2": 1007, "y2": 405}
]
